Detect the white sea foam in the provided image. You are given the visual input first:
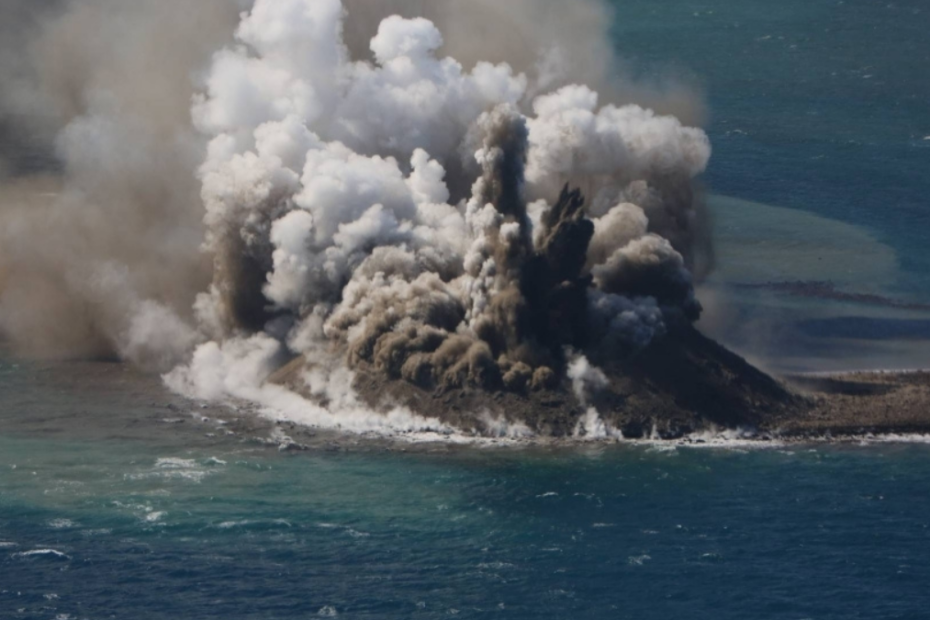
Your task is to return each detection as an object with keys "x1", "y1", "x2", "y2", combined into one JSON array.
[
  {"x1": 315, "y1": 523, "x2": 370, "y2": 538},
  {"x1": 477, "y1": 561, "x2": 515, "y2": 570},
  {"x1": 217, "y1": 520, "x2": 251, "y2": 529},
  {"x1": 217, "y1": 518, "x2": 292, "y2": 530},
  {"x1": 12, "y1": 549, "x2": 70, "y2": 560},
  {"x1": 155, "y1": 457, "x2": 198, "y2": 468},
  {"x1": 645, "y1": 443, "x2": 680, "y2": 454},
  {"x1": 125, "y1": 457, "x2": 213, "y2": 483},
  {"x1": 663, "y1": 428, "x2": 786, "y2": 450},
  {"x1": 855, "y1": 433, "x2": 930, "y2": 445},
  {"x1": 395, "y1": 429, "x2": 537, "y2": 447},
  {"x1": 111, "y1": 500, "x2": 170, "y2": 525}
]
